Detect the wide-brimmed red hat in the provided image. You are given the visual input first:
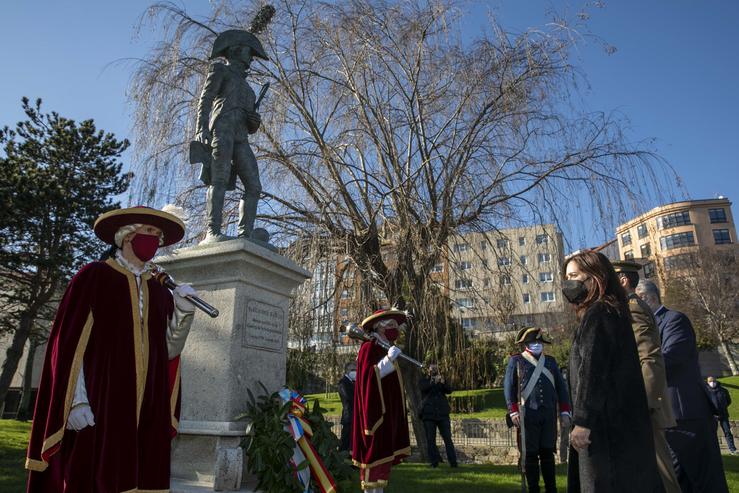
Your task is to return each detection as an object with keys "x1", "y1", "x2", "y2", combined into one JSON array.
[
  {"x1": 93, "y1": 206, "x2": 185, "y2": 247},
  {"x1": 360, "y1": 308, "x2": 408, "y2": 331}
]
